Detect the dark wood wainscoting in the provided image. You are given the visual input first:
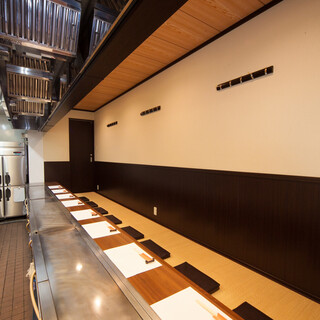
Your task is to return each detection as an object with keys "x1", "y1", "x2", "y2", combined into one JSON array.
[
  {"x1": 95, "y1": 161, "x2": 320, "y2": 302},
  {"x1": 44, "y1": 161, "x2": 71, "y2": 190}
]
